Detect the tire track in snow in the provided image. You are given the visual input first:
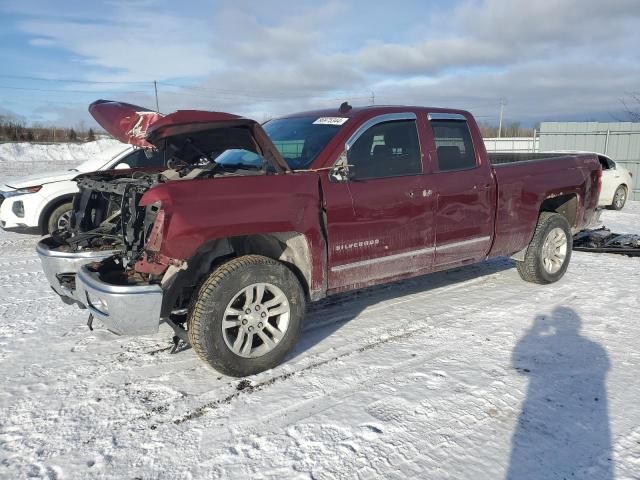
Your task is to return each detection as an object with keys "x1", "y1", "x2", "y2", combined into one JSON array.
[{"x1": 167, "y1": 269, "x2": 540, "y2": 426}]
